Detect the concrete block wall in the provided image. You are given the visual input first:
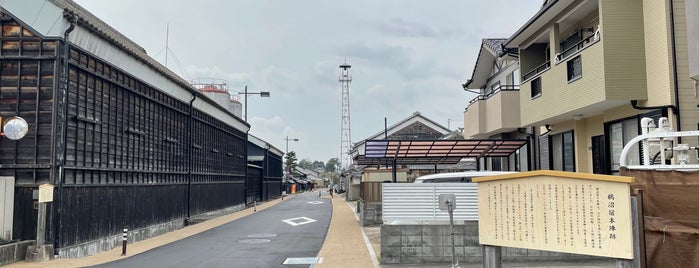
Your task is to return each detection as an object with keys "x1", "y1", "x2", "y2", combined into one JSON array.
[
  {"x1": 0, "y1": 240, "x2": 34, "y2": 266},
  {"x1": 359, "y1": 201, "x2": 382, "y2": 226},
  {"x1": 380, "y1": 222, "x2": 600, "y2": 265}
]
